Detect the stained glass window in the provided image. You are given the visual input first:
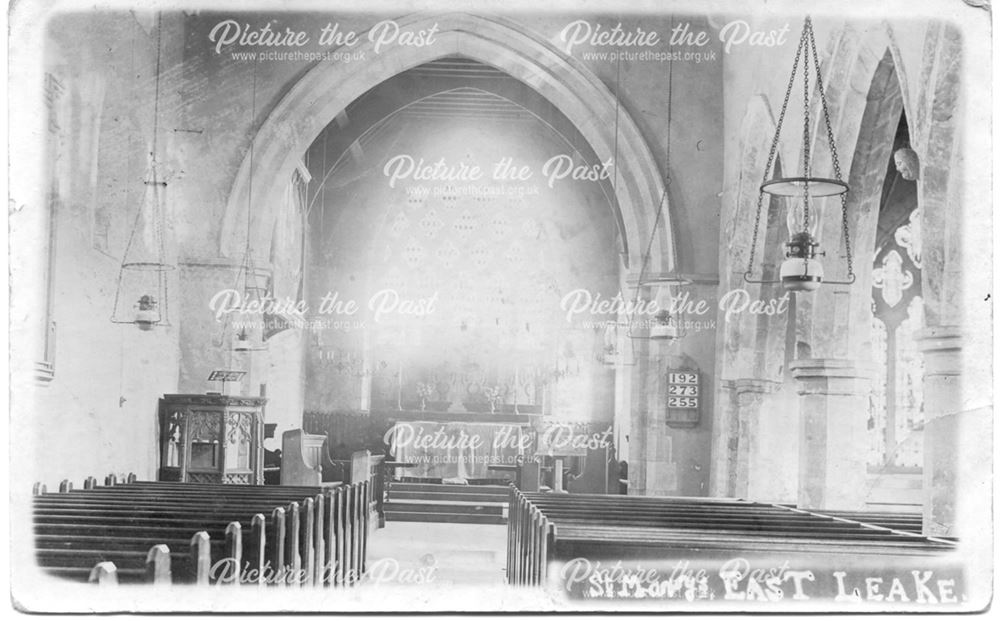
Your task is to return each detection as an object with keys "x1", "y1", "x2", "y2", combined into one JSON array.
[
  {"x1": 869, "y1": 317, "x2": 888, "y2": 463},
  {"x1": 868, "y1": 208, "x2": 924, "y2": 470}
]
